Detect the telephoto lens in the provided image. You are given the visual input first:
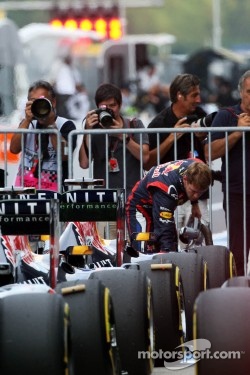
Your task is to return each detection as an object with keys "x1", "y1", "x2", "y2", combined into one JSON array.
[
  {"x1": 31, "y1": 98, "x2": 52, "y2": 119},
  {"x1": 99, "y1": 110, "x2": 114, "y2": 127},
  {"x1": 95, "y1": 107, "x2": 114, "y2": 128},
  {"x1": 198, "y1": 111, "x2": 218, "y2": 127}
]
